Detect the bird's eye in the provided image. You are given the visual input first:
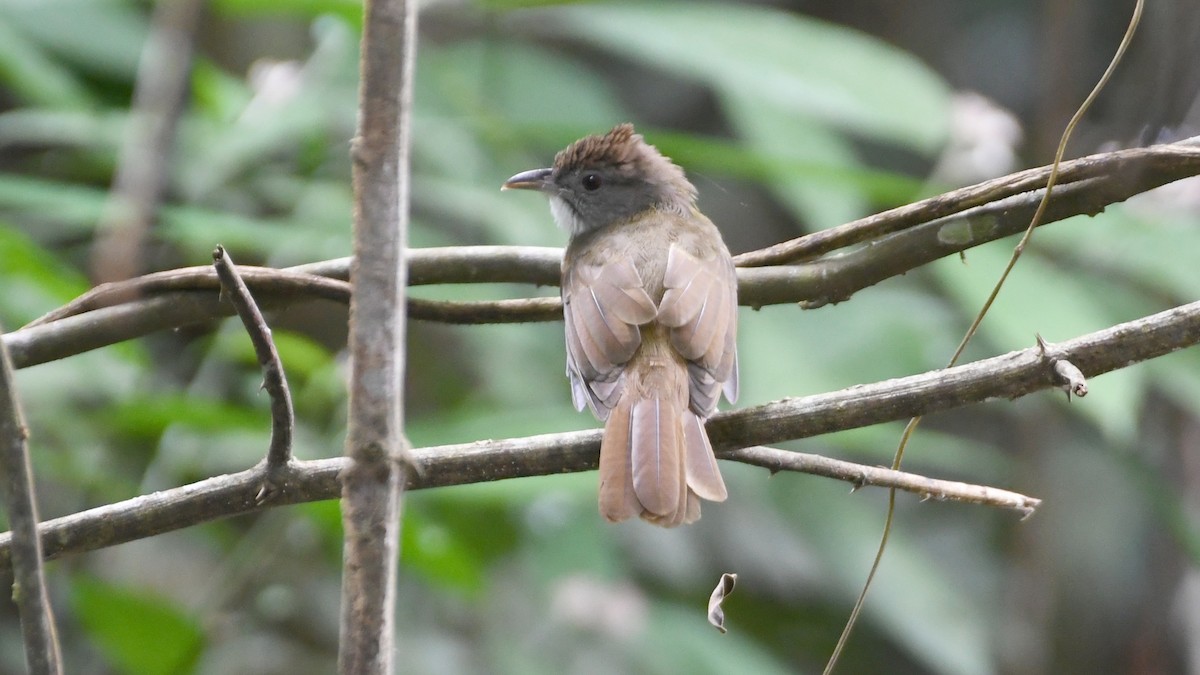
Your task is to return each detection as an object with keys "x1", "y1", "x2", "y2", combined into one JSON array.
[{"x1": 581, "y1": 173, "x2": 602, "y2": 191}]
